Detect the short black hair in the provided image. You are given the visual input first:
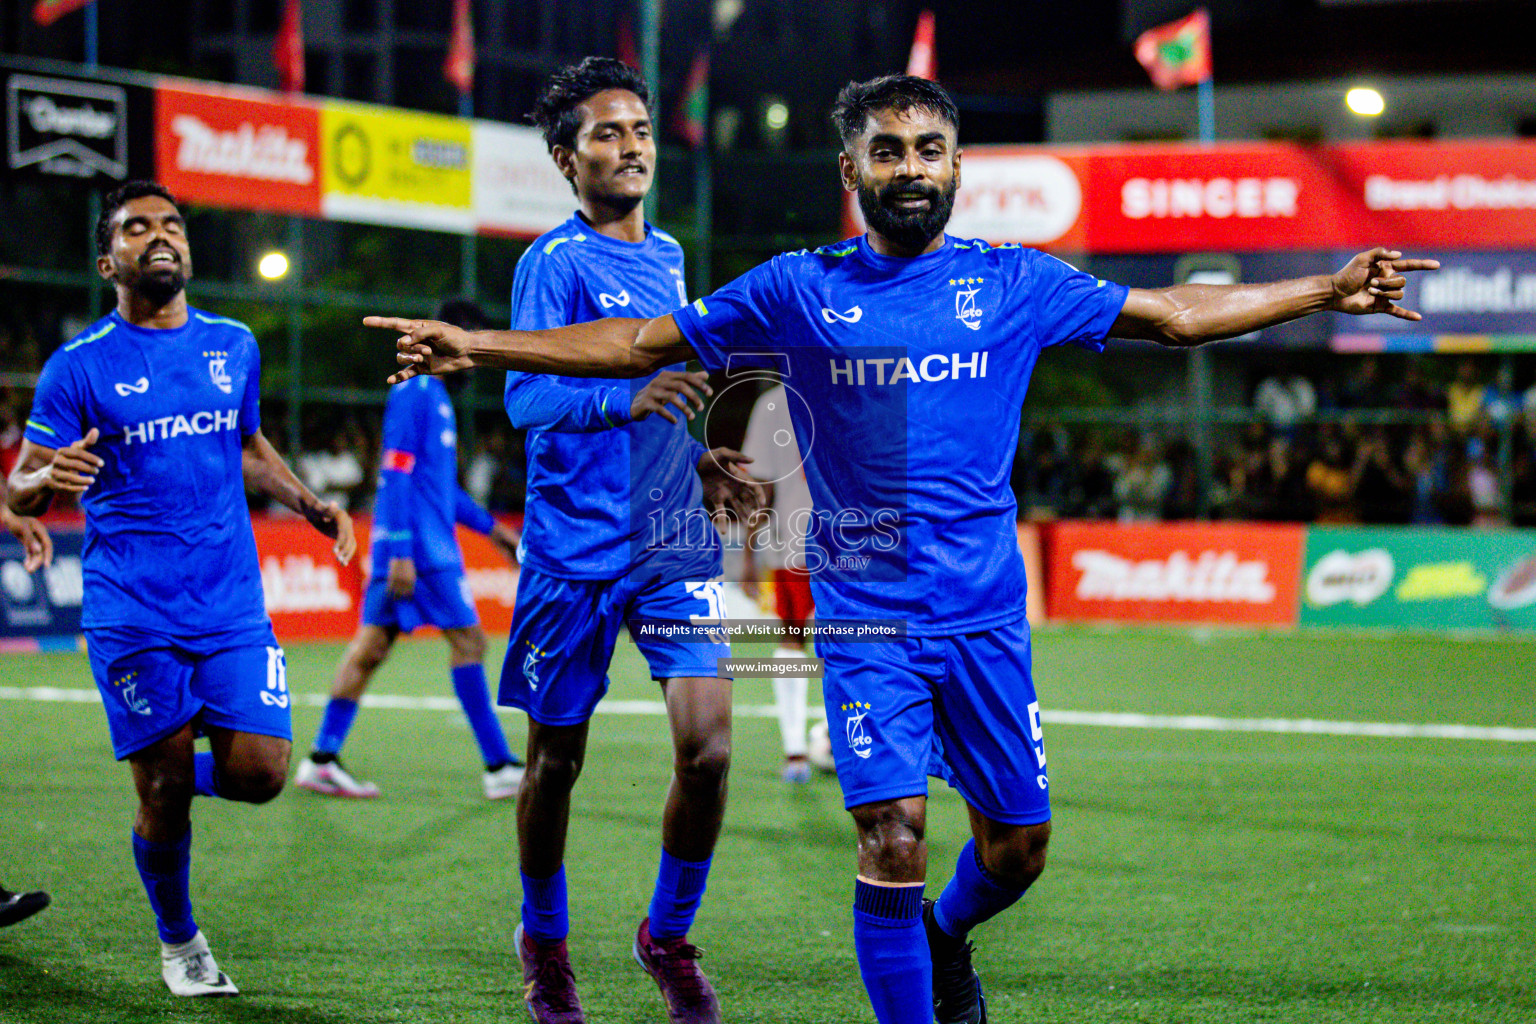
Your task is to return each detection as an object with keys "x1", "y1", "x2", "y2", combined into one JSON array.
[
  {"x1": 831, "y1": 75, "x2": 960, "y2": 148},
  {"x1": 97, "y1": 180, "x2": 178, "y2": 256},
  {"x1": 435, "y1": 298, "x2": 490, "y2": 331},
  {"x1": 529, "y1": 56, "x2": 650, "y2": 153}
]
